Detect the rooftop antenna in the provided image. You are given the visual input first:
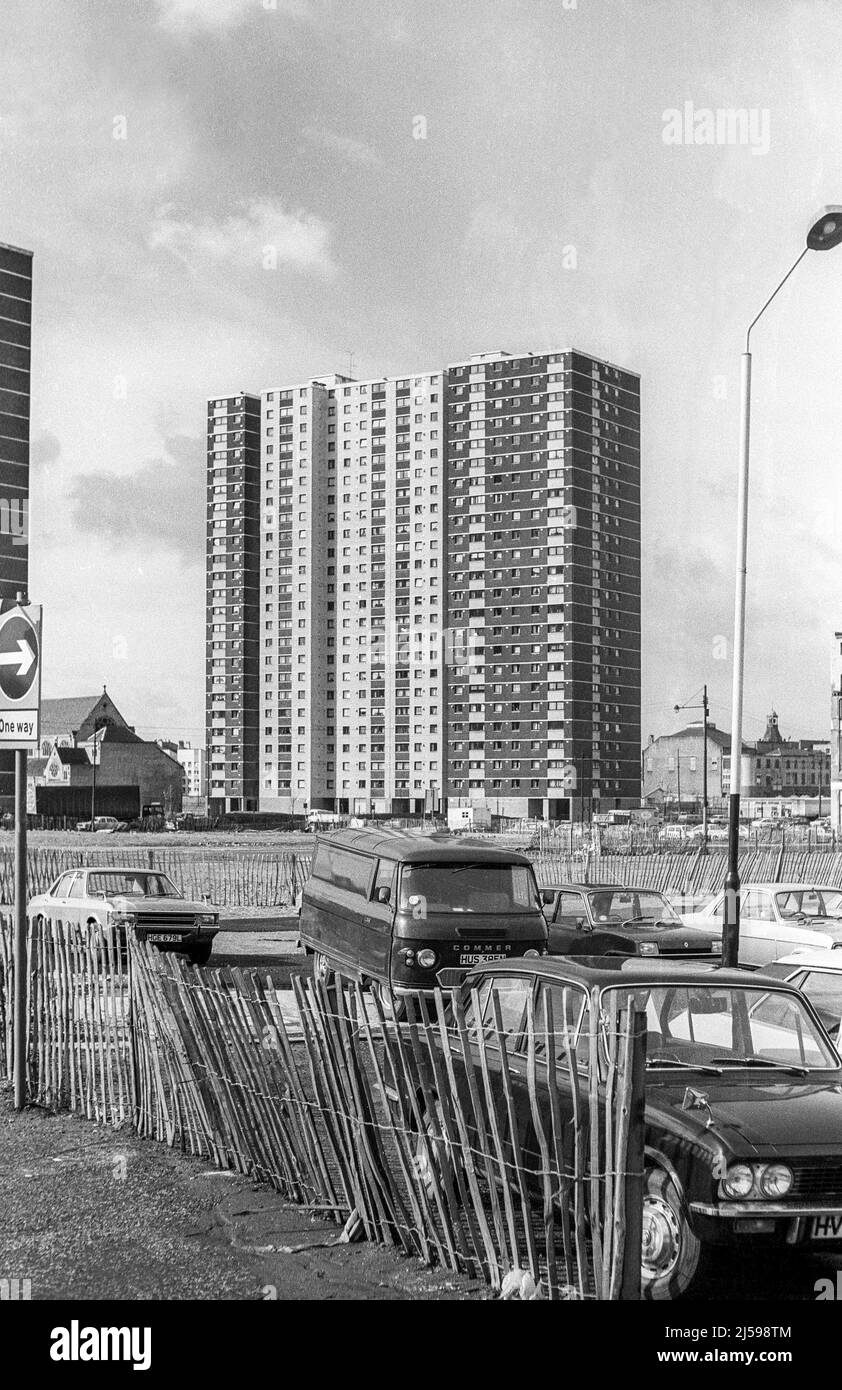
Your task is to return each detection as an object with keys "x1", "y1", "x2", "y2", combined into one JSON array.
[{"x1": 346, "y1": 351, "x2": 355, "y2": 379}]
